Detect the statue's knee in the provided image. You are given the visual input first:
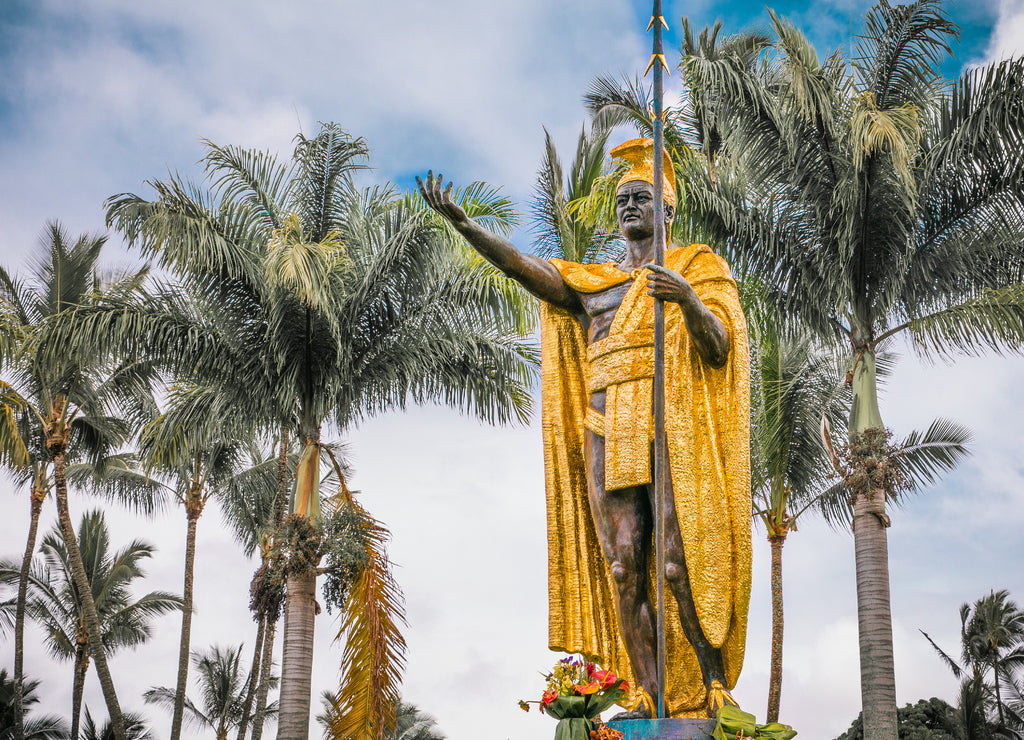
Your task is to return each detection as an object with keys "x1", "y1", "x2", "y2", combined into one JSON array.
[
  {"x1": 665, "y1": 561, "x2": 685, "y2": 583},
  {"x1": 611, "y1": 561, "x2": 630, "y2": 585}
]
